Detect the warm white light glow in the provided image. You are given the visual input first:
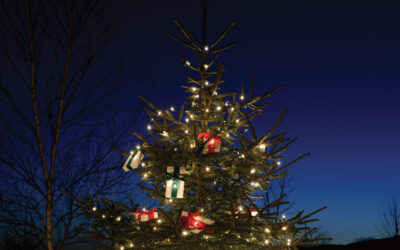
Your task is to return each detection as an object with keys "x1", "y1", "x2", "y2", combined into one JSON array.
[
  {"x1": 194, "y1": 94, "x2": 199, "y2": 99},
  {"x1": 157, "y1": 111, "x2": 162, "y2": 116},
  {"x1": 205, "y1": 80, "x2": 209, "y2": 86},
  {"x1": 130, "y1": 150, "x2": 134, "y2": 154},
  {"x1": 169, "y1": 199, "x2": 173, "y2": 202},
  {"x1": 192, "y1": 87, "x2": 198, "y2": 92},
  {"x1": 282, "y1": 214, "x2": 286, "y2": 219},
  {"x1": 136, "y1": 145, "x2": 140, "y2": 149},
  {"x1": 201, "y1": 208, "x2": 204, "y2": 212},
  {"x1": 185, "y1": 129, "x2": 189, "y2": 134},
  {"x1": 157, "y1": 219, "x2": 162, "y2": 224},
  {"x1": 116, "y1": 216, "x2": 121, "y2": 222},
  {"x1": 170, "y1": 106, "x2": 175, "y2": 111},
  {"x1": 287, "y1": 239, "x2": 292, "y2": 246},
  {"x1": 144, "y1": 173, "x2": 148, "y2": 178},
  {"x1": 250, "y1": 169, "x2": 256, "y2": 174},
  {"x1": 162, "y1": 131, "x2": 168, "y2": 137},
  {"x1": 259, "y1": 144, "x2": 266, "y2": 150},
  {"x1": 277, "y1": 161, "x2": 282, "y2": 166},
  {"x1": 147, "y1": 125, "x2": 151, "y2": 130},
  {"x1": 214, "y1": 91, "x2": 218, "y2": 96},
  {"x1": 185, "y1": 60, "x2": 190, "y2": 66},
  {"x1": 102, "y1": 214, "x2": 106, "y2": 219},
  {"x1": 204, "y1": 45, "x2": 209, "y2": 51},
  {"x1": 216, "y1": 106, "x2": 221, "y2": 111},
  {"x1": 153, "y1": 226, "x2": 157, "y2": 231},
  {"x1": 190, "y1": 143, "x2": 195, "y2": 148},
  {"x1": 204, "y1": 64, "x2": 209, "y2": 69},
  {"x1": 282, "y1": 226, "x2": 287, "y2": 231},
  {"x1": 92, "y1": 207, "x2": 97, "y2": 211},
  {"x1": 205, "y1": 167, "x2": 210, "y2": 172},
  {"x1": 185, "y1": 118, "x2": 189, "y2": 122},
  {"x1": 226, "y1": 133, "x2": 230, "y2": 137},
  {"x1": 205, "y1": 109, "x2": 209, "y2": 113},
  {"x1": 182, "y1": 231, "x2": 188, "y2": 236},
  {"x1": 120, "y1": 246, "x2": 124, "y2": 250},
  {"x1": 141, "y1": 162, "x2": 145, "y2": 167},
  {"x1": 265, "y1": 228, "x2": 270, "y2": 233},
  {"x1": 265, "y1": 239, "x2": 269, "y2": 244},
  {"x1": 240, "y1": 95, "x2": 244, "y2": 100},
  {"x1": 238, "y1": 206, "x2": 243, "y2": 211},
  {"x1": 241, "y1": 154, "x2": 245, "y2": 158},
  {"x1": 129, "y1": 243, "x2": 133, "y2": 247},
  {"x1": 230, "y1": 107, "x2": 234, "y2": 111},
  {"x1": 190, "y1": 114, "x2": 194, "y2": 119},
  {"x1": 251, "y1": 210, "x2": 258, "y2": 216}
]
